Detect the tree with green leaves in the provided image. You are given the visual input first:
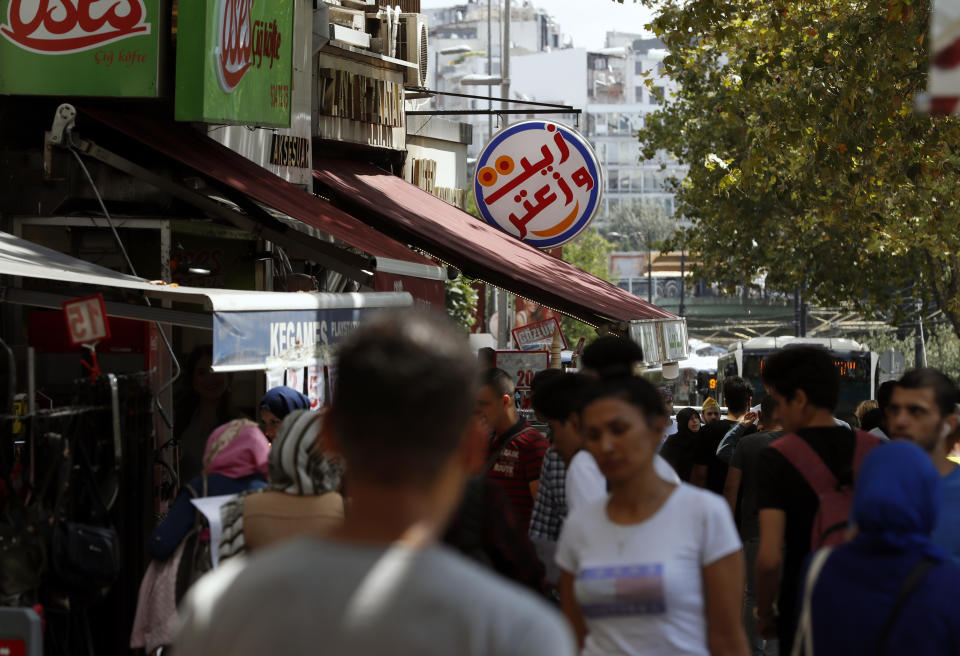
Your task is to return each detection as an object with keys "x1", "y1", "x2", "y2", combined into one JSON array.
[
  {"x1": 561, "y1": 229, "x2": 616, "y2": 343},
  {"x1": 632, "y1": 0, "x2": 960, "y2": 338},
  {"x1": 599, "y1": 199, "x2": 680, "y2": 251}
]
